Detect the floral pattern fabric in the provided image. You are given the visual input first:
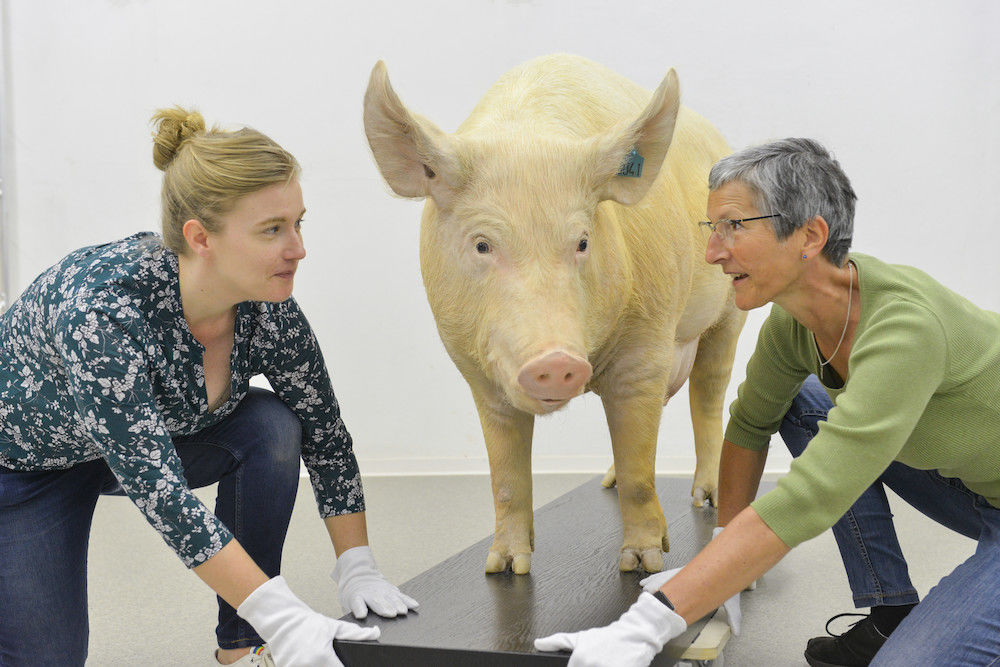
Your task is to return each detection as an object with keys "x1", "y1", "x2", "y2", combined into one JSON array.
[{"x1": 0, "y1": 233, "x2": 364, "y2": 567}]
